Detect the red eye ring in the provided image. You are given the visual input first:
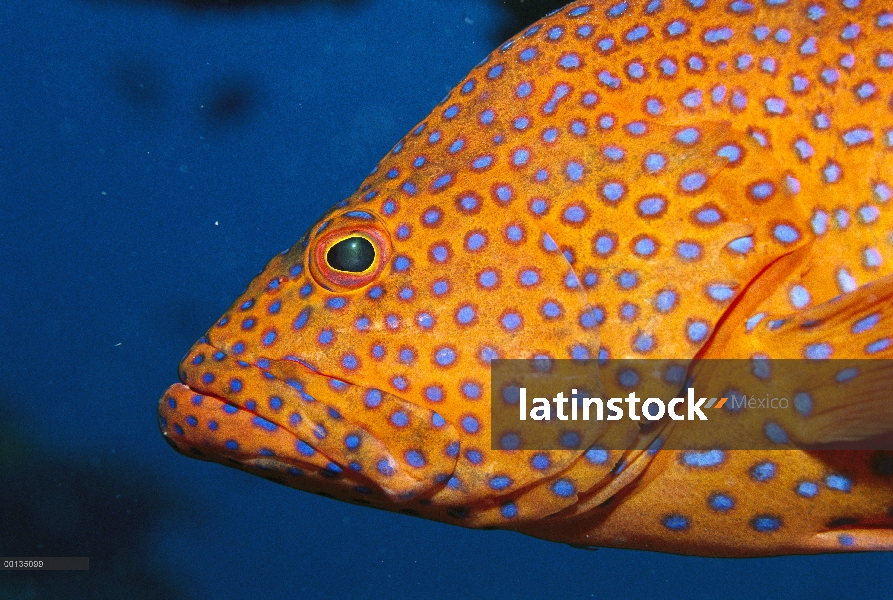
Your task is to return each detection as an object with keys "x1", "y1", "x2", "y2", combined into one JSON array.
[{"x1": 310, "y1": 226, "x2": 391, "y2": 291}]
